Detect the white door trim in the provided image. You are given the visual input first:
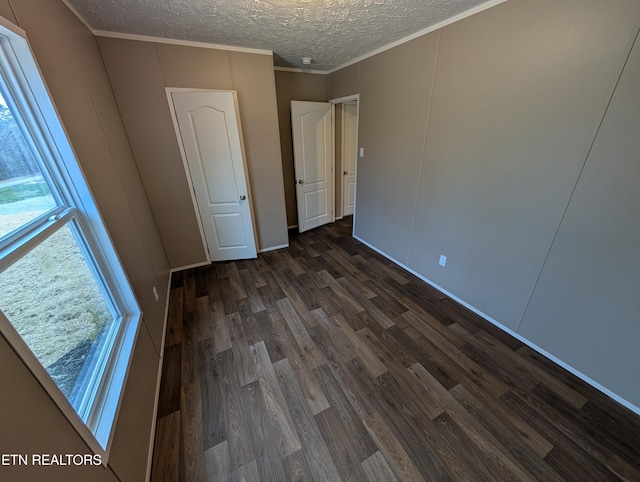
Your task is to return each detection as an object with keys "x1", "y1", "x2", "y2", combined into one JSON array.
[
  {"x1": 341, "y1": 103, "x2": 348, "y2": 216},
  {"x1": 330, "y1": 95, "x2": 360, "y2": 235},
  {"x1": 331, "y1": 103, "x2": 336, "y2": 224},
  {"x1": 329, "y1": 94, "x2": 359, "y2": 104},
  {"x1": 341, "y1": 101, "x2": 358, "y2": 216}
]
